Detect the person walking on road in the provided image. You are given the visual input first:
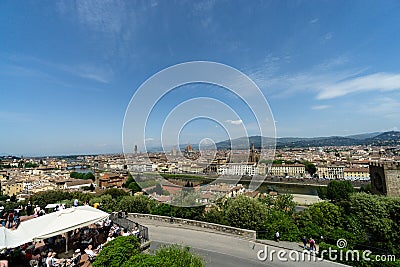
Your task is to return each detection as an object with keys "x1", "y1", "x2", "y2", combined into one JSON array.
[
  {"x1": 274, "y1": 231, "x2": 280, "y2": 242},
  {"x1": 301, "y1": 236, "x2": 307, "y2": 250}
]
